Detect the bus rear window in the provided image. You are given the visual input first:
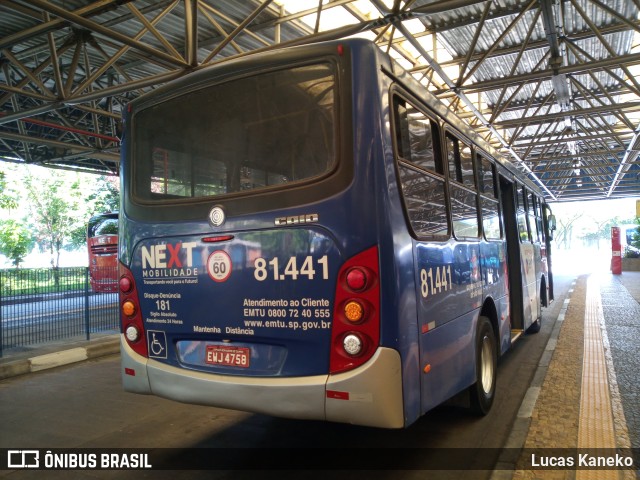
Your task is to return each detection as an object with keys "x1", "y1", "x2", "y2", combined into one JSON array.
[{"x1": 132, "y1": 63, "x2": 337, "y2": 202}]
